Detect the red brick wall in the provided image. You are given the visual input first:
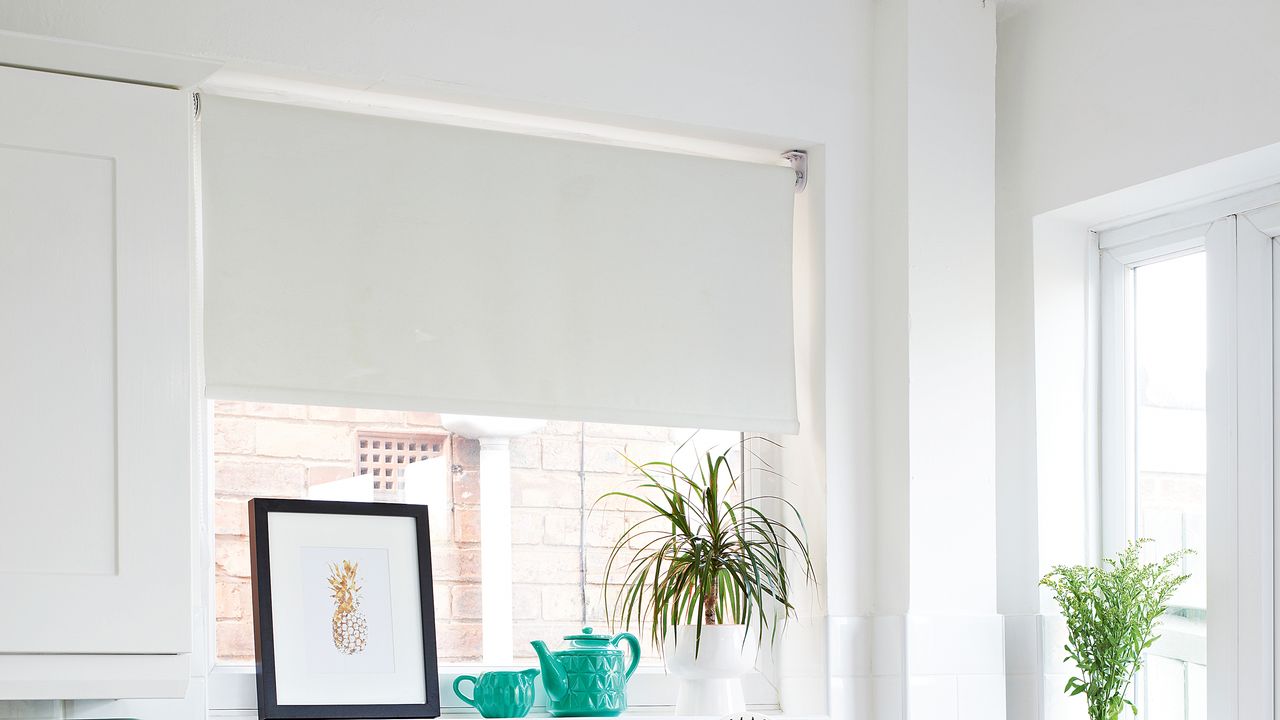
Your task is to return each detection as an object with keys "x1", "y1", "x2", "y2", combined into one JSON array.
[{"x1": 212, "y1": 401, "x2": 694, "y2": 664}]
